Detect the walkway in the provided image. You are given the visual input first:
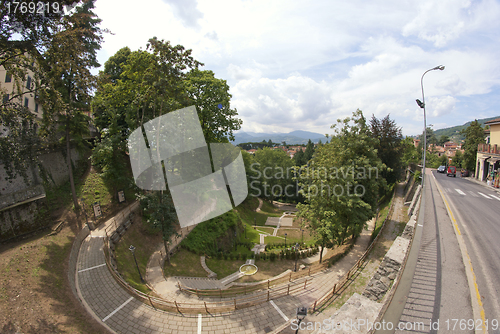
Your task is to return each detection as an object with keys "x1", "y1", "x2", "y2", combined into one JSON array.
[{"x1": 74, "y1": 202, "x2": 376, "y2": 334}]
